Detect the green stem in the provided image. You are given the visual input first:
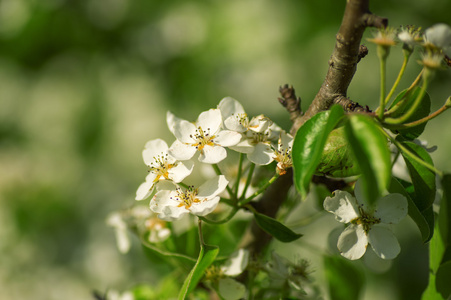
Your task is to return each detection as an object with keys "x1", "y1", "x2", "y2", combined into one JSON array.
[
  {"x1": 385, "y1": 51, "x2": 410, "y2": 106},
  {"x1": 381, "y1": 128, "x2": 443, "y2": 177},
  {"x1": 240, "y1": 163, "x2": 255, "y2": 200},
  {"x1": 212, "y1": 164, "x2": 234, "y2": 199},
  {"x1": 377, "y1": 45, "x2": 388, "y2": 120},
  {"x1": 198, "y1": 219, "x2": 205, "y2": 245},
  {"x1": 233, "y1": 153, "x2": 244, "y2": 197},
  {"x1": 383, "y1": 97, "x2": 451, "y2": 130},
  {"x1": 198, "y1": 207, "x2": 239, "y2": 225},
  {"x1": 385, "y1": 68, "x2": 424, "y2": 117},
  {"x1": 140, "y1": 237, "x2": 197, "y2": 263},
  {"x1": 239, "y1": 174, "x2": 280, "y2": 206},
  {"x1": 384, "y1": 69, "x2": 431, "y2": 125}
]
